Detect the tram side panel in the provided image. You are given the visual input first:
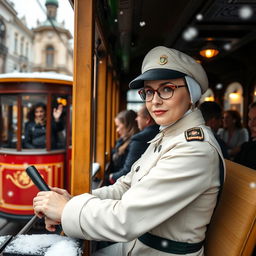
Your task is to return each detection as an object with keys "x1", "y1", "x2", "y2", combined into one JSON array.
[{"x1": 0, "y1": 152, "x2": 64, "y2": 218}]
